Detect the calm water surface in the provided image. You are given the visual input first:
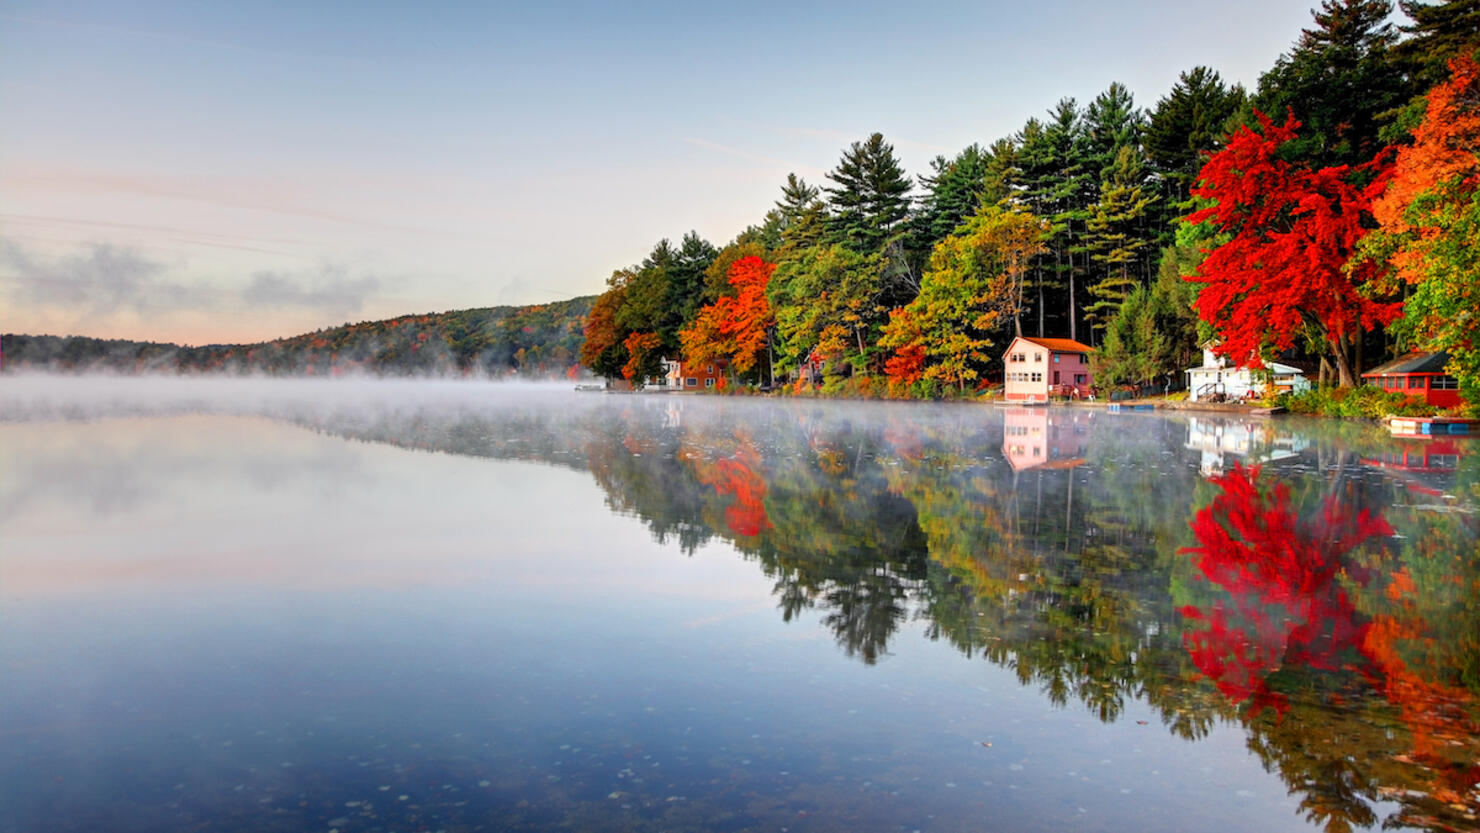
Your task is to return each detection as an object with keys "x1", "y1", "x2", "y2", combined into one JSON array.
[{"x1": 1, "y1": 377, "x2": 1476, "y2": 833}]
